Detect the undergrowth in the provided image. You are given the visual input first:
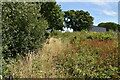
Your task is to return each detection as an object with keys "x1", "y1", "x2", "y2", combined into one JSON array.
[{"x1": 2, "y1": 30, "x2": 119, "y2": 79}]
